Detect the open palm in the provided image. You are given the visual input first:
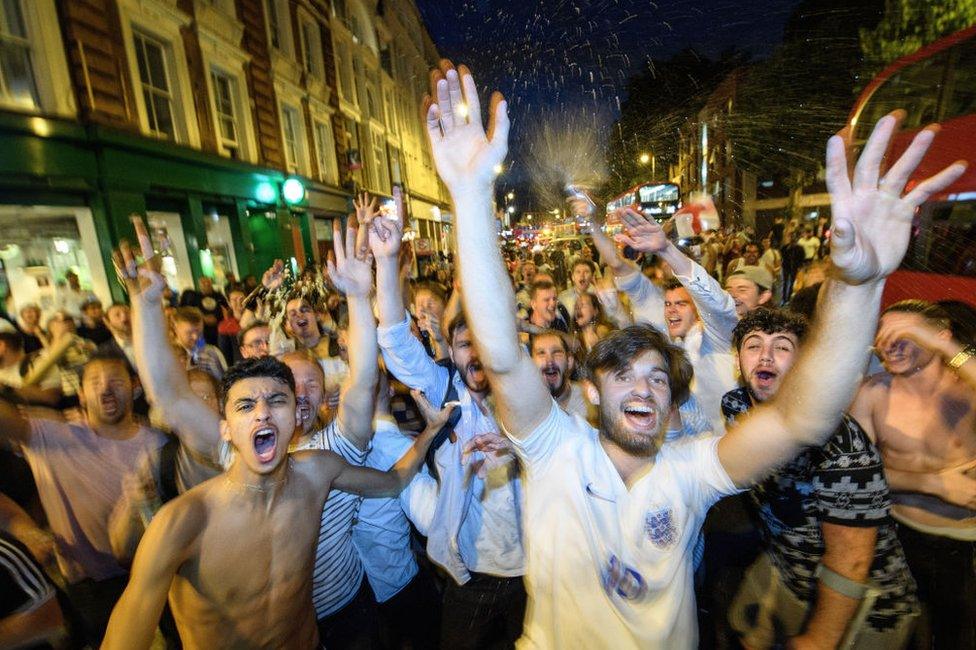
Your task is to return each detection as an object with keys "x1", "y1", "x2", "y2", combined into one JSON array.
[
  {"x1": 327, "y1": 218, "x2": 373, "y2": 297},
  {"x1": 424, "y1": 61, "x2": 510, "y2": 193},
  {"x1": 113, "y1": 216, "x2": 166, "y2": 304},
  {"x1": 826, "y1": 112, "x2": 966, "y2": 284}
]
